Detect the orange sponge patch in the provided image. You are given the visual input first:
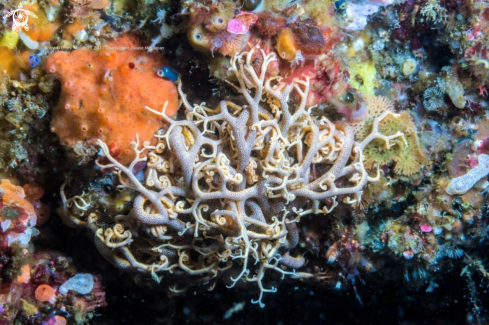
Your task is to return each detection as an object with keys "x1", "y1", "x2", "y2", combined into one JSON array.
[
  {"x1": 16, "y1": 264, "x2": 31, "y2": 284},
  {"x1": 63, "y1": 19, "x2": 85, "y2": 40},
  {"x1": 46, "y1": 34, "x2": 179, "y2": 164},
  {"x1": 0, "y1": 47, "x2": 30, "y2": 79},
  {"x1": 35, "y1": 284, "x2": 56, "y2": 303},
  {"x1": 23, "y1": 3, "x2": 60, "y2": 43}
]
